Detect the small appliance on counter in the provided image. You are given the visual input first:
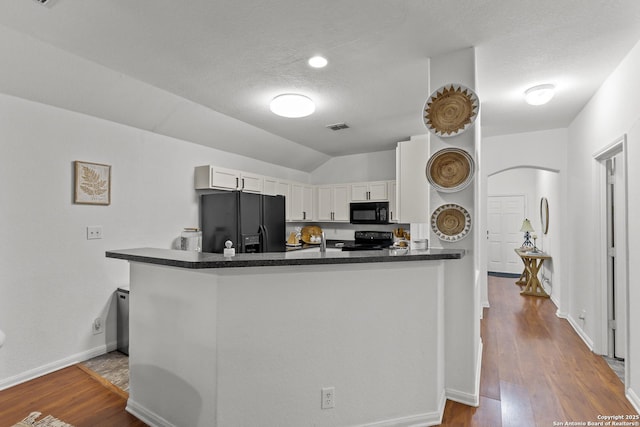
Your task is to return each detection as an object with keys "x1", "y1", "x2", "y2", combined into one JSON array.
[{"x1": 341, "y1": 230, "x2": 394, "y2": 251}]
